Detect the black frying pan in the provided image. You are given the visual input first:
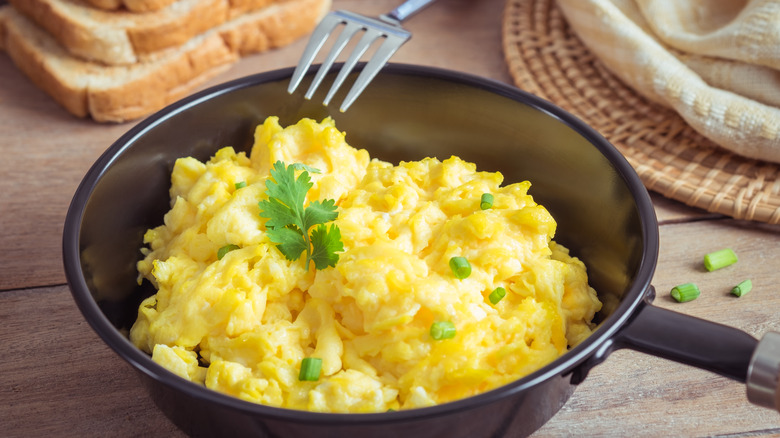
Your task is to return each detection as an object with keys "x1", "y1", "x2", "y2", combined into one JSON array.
[{"x1": 63, "y1": 64, "x2": 780, "y2": 437}]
